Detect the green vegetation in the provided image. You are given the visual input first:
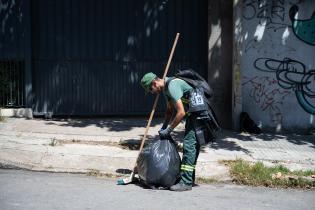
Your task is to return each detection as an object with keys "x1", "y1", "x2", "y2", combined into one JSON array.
[
  {"x1": 49, "y1": 138, "x2": 57, "y2": 146},
  {"x1": 196, "y1": 177, "x2": 218, "y2": 184},
  {"x1": 224, "y1": 159, "x2": 315, "y2": 189},
  {"x1": 86, "y1": 169, "x2": 120, "y2": 179},
  {"x1": 0, "y1": 108, "x2": 5, "y2": 122}
]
